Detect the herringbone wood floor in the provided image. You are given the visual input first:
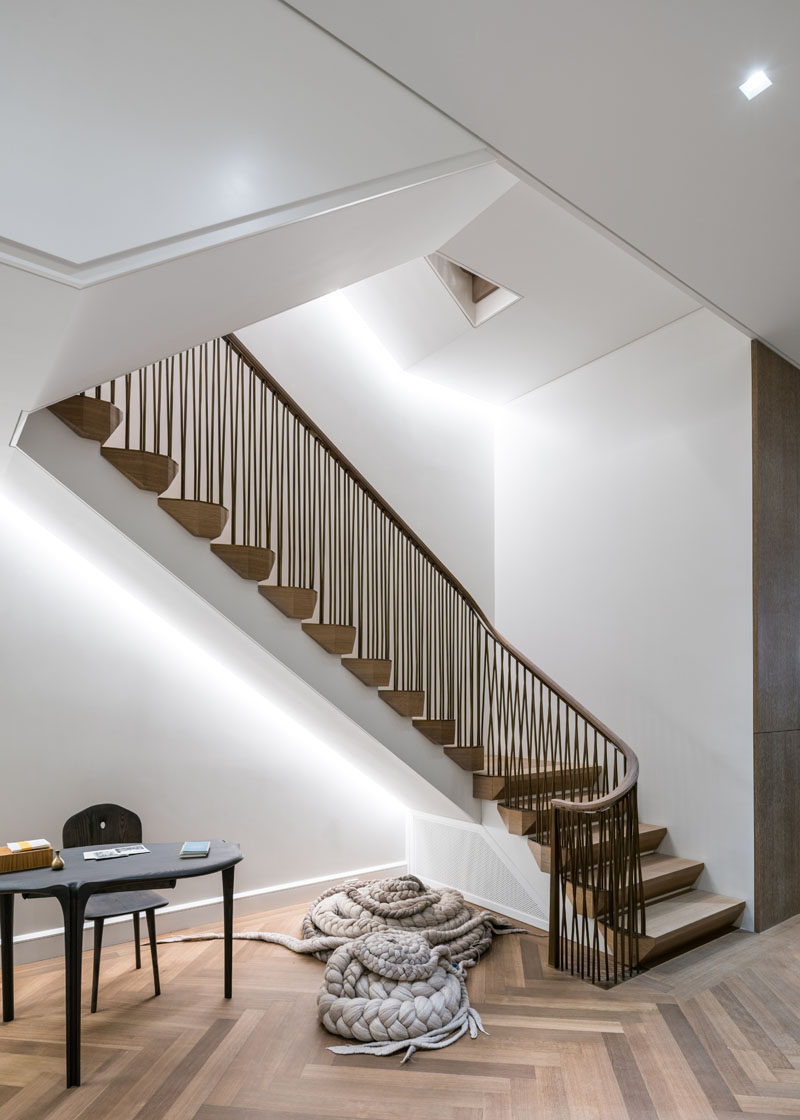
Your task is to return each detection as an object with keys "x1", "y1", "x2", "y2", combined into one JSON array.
[{"x1": 2, "y1": 901, "x2": 800, "y2": 1119}]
